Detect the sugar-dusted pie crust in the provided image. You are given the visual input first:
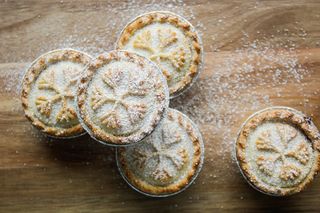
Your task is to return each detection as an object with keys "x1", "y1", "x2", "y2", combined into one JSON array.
[
  {"x1": 77, "y1": 50, "x2": 169, "y2": 145},
  {"x1": 117, "y1": 108, "x2": 204, "y2": 197},
  {"x1": 21, "y1": 49, "x2": 92, "y2": 138},
  {"x1": 236, "y1": 106, "x2": 320, "y2": 196},
  {"x1": 116, "y1": 11, "x2": 203, "y2": 98}
]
